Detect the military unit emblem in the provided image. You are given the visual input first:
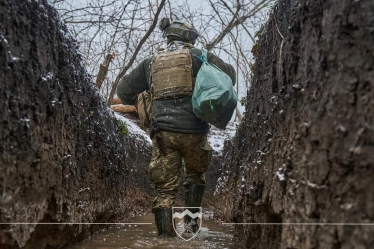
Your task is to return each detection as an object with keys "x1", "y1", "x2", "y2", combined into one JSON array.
[{"x1": 172, "y1": 207, "x2": 202, "y2": 241}]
